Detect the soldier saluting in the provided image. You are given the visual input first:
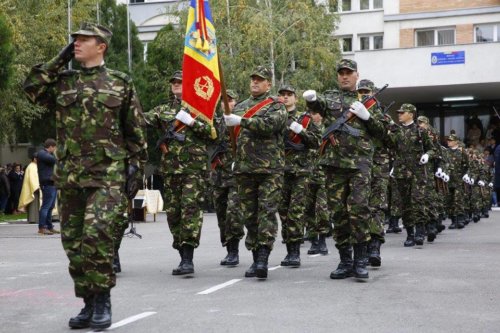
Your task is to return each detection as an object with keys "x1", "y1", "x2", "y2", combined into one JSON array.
[{"x1": 23, "y1": 22, "x2": 148, "y2": 330}]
